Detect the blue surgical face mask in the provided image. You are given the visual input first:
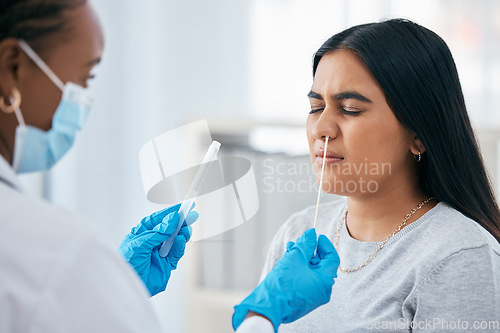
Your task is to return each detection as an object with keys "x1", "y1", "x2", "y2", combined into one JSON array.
[{"x1": 12, "y1": 40, "x2": 92, "y2": 174}]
